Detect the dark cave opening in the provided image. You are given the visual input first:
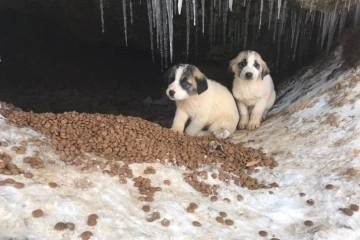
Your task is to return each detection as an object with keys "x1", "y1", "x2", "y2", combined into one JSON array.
[{"x1": 0, "y1": 1, "x2": 358, "y2": 128}]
